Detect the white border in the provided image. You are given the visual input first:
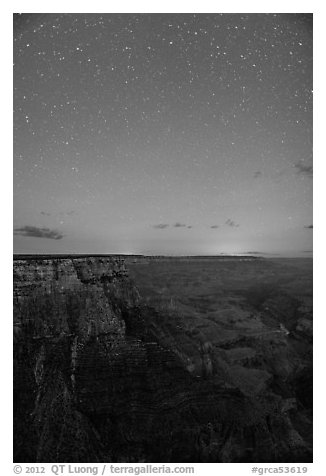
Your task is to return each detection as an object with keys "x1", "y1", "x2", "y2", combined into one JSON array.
[{"x1": 4, "y1": 3, "x2": 322, "y2": 474}]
